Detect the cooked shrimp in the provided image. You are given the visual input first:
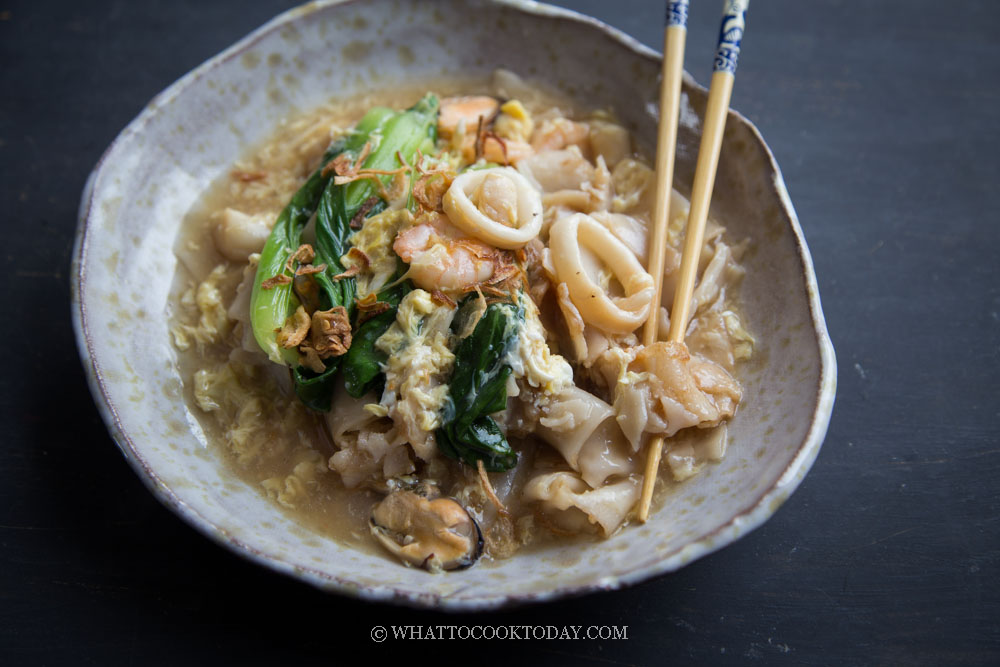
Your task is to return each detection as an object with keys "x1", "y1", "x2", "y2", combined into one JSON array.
[
  {"x1": 531, "y1": 117, "x2": 590, "y2": 152},
  {"x1": 438, "y1": 96, "x2": 500, "y2": 139},
  {"x1": 440, "y1": 96, "x2": 535, "y2": 165},
  {"x1": 460, "y1": 135, "x2": 533, "y2": 165},
  {"x1": 393, "y1": 213, "x2": 496, "y2": 293}
]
